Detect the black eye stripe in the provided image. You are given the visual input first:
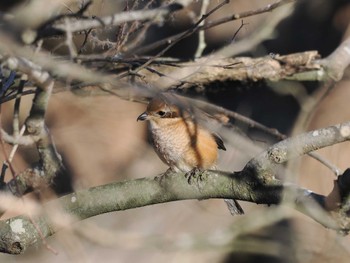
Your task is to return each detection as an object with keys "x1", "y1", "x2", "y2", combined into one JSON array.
[
  {"x1": 157, "y1": 111, "x2": 166, "y2": 116},
  {"x1": 157, "y1": 111, "x2": 180, "y2": 118}
]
